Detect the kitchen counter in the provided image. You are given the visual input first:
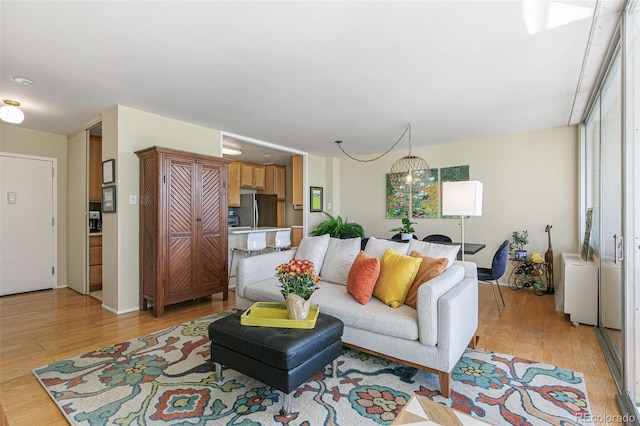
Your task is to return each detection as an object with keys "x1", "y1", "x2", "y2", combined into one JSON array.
[
  {"x1": 227, "y1": 227, "x2": 292, "y2": 289},
  {"x1": 229, "y1": 227, "x2": 290, "y2": 234}
]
